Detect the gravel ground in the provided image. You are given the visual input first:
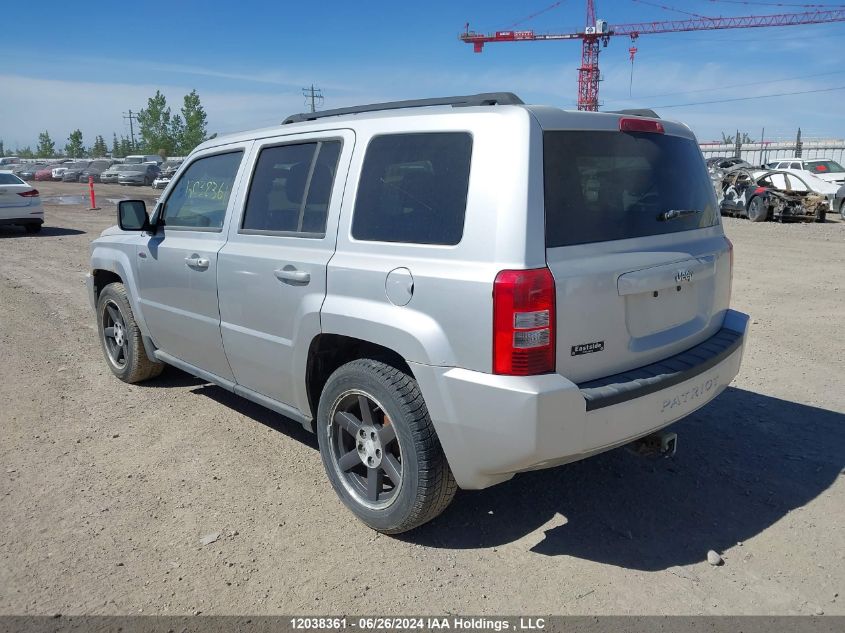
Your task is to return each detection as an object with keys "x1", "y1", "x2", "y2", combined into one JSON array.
[{"x1": 0, "y1": 181, "x2": 843, "y2": 616}]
